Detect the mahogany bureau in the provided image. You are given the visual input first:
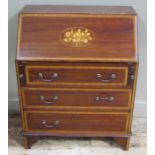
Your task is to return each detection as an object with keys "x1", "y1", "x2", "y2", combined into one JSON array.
[{"x1": 16, "y1": 5, "x2": 138, "y2": 150}]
